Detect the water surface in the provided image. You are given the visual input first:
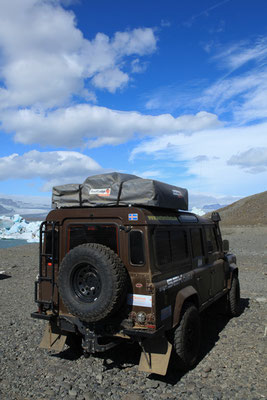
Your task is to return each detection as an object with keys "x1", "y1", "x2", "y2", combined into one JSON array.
[{"x1": 0, "y1": 239, "x2": 29, "y2": 249}]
